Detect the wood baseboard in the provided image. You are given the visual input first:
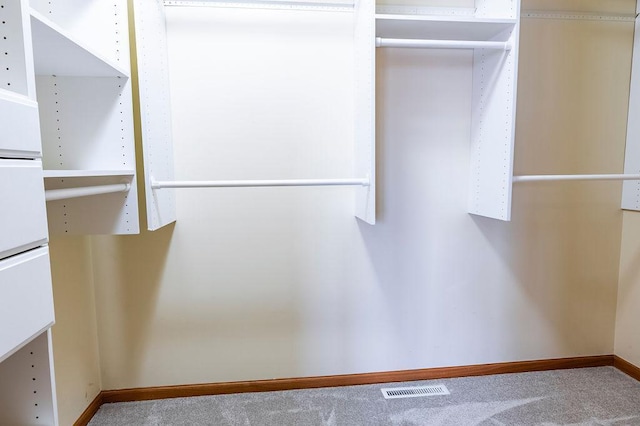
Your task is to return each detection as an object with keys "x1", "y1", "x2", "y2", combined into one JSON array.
[
  {"x1": 73, "y1": 392, "x2": 103, "y2": 426},
  {"x1": 100, "y1": 355, "x2": 614, "y2": 404},
  {"x1": 614, "y1": 355, "x2": 640, "y2": 381}
]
